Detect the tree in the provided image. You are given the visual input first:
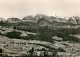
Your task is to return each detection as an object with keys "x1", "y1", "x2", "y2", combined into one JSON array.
[
  {"x1": 52, "y1": 50, "x2": 59, "y2": 57},
  {"x1": 6, "y1": 30, "x2": 22, "y2": 39},
  {"x1": 29, "y1": 47, "x2": 34, "y2": 57},
  {"x1": 13, "y1": 26, "x2": 16, "y2": 29},
  {"x1": 0, "y1": 49, "x2": 3, "y2": 53}
]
